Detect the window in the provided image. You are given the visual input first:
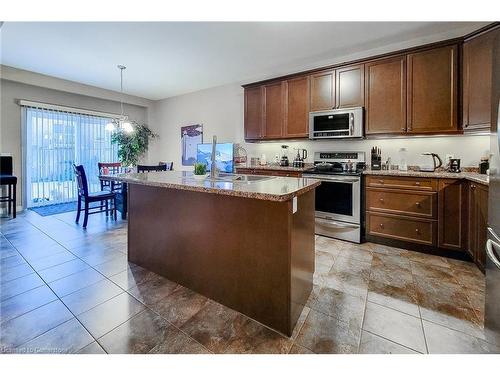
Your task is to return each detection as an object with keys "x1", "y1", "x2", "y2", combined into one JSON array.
[{"x1": 23, "y1": 105, "x2": 118, "y2": 207}]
